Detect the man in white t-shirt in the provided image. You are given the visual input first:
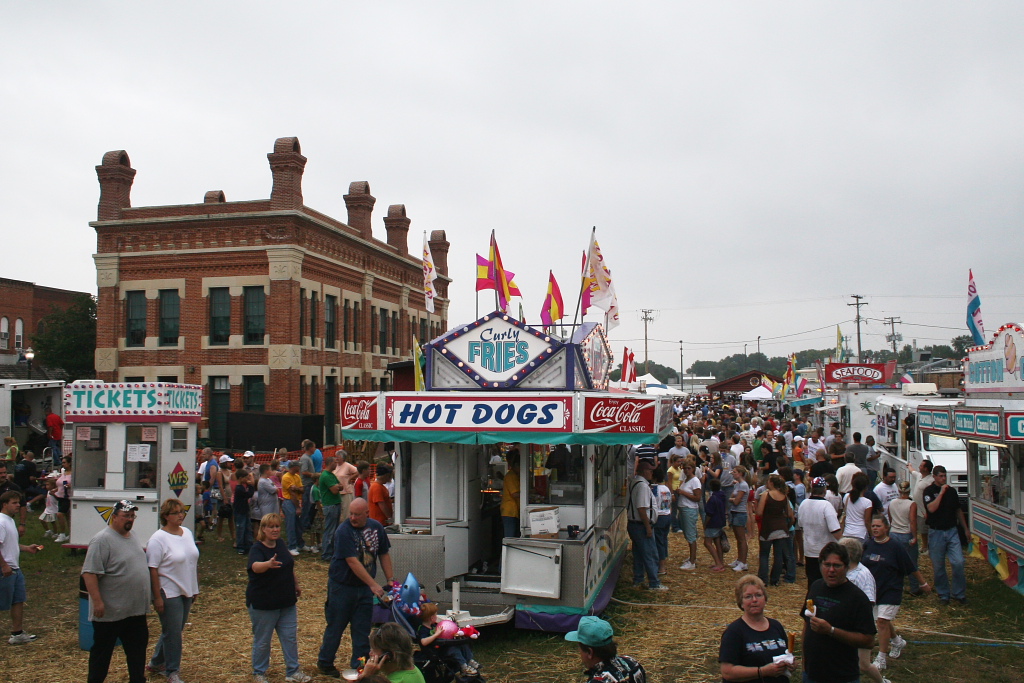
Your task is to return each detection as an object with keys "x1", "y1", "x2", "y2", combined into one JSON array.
[
  {"x1": 728, "y1": 435, "x2": 744, "y2": 460},
  {"x1": 836, "y1": 453, "x2": 863, "y2": 494},
  {"x1": 796, "y1": 477, "x2": 841, "y2": 588},
  {"x1": 873, "y1": 467, "x2": 899, "y2": 515},
  {"x1": 1, "y1": 491, "x2": 43, "y2": 644}
]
